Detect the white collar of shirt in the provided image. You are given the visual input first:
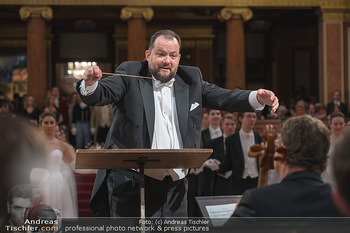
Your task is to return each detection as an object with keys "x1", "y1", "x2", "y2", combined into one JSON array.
[
  {"x1": 153, "y1": 78, "x2": 175, "y2": 90},
  {"x1": 239, "y1": 128, "x2": 254, "y2": 137},
  {"x1": 209, "y1": 126, "x2": 222, "y2": 139}
]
